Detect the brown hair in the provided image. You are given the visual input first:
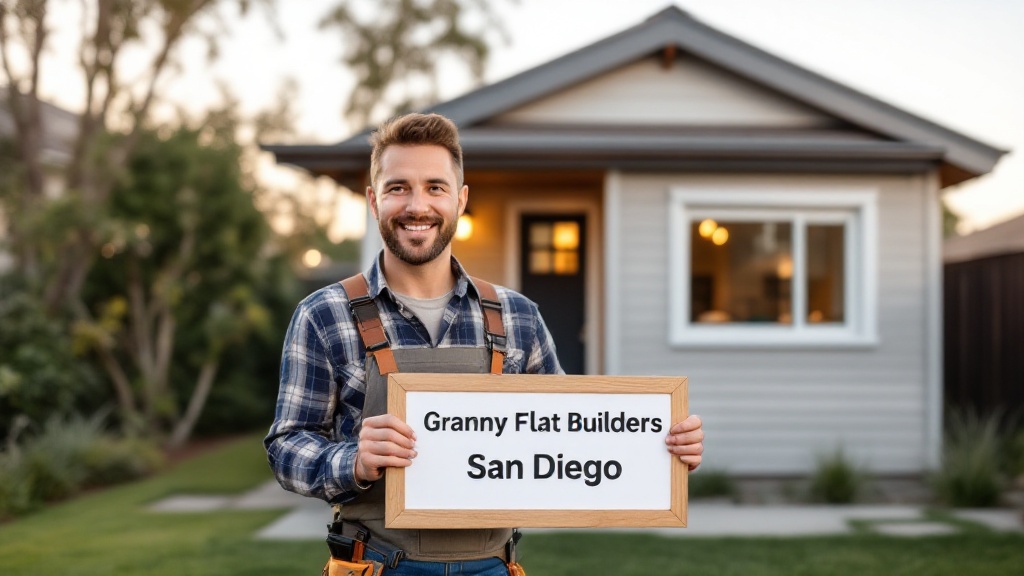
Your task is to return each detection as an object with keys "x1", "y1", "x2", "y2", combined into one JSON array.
[{"x1": 369, "y1": 113, "x2": 464, "y2": 189}]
